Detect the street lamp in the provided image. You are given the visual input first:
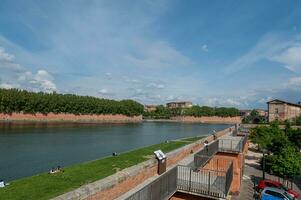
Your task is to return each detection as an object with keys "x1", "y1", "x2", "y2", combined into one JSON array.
[{"x1": 262, "y1": 148, "x2": 268, "y2": 180}]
